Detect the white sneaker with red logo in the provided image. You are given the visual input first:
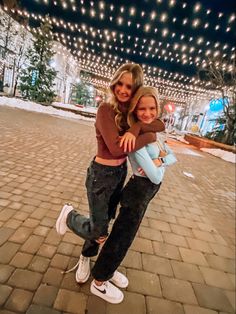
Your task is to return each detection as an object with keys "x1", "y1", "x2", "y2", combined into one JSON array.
[{"x1": 90, "y1": 280, "x2": 124, "y2": 304}]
